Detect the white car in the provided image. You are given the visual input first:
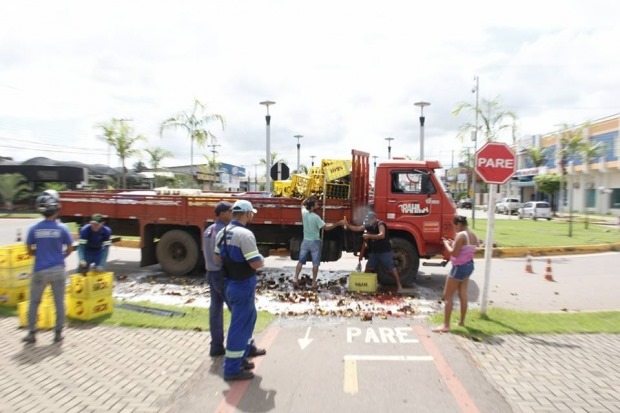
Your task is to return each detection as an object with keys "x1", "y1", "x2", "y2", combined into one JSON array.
[{"x1": 518, "y1": 201, "x2": 552, "y2": 221}]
